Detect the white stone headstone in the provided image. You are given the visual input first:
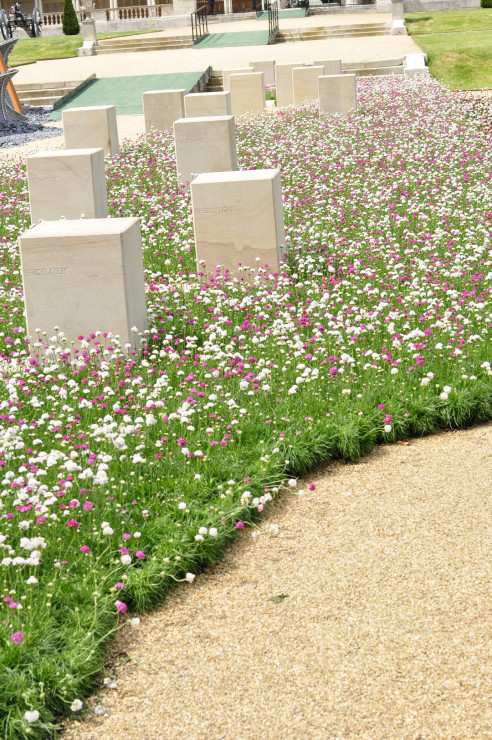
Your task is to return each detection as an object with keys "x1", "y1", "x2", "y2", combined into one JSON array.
[
  {"x1": 249, "y1": 60, "x2": 276, "y2": 87},
  {"x1": 174, "y1": 115, "x2": 238, "y2": 187},
  {"x1": 404, "y1": 53, "x2": 430, "y2": 76},
  {"x1": 222, "y1": 68, "x2": 251, "y2": 92},
  {"x1": 19, "y1": 218, "x2": 147, "y2": 352},
  {"x1": 275, "y1": 62, "x2": 304, "y2": 108},
  {"x1": 27, "y1": 148, "x2": 108, "y2": 224},
  {"x1": 62, "y1": 105, "x2": 119, "y2": 157},
  {"x1": 190, "y1": 169, "x2": 286, "y2": 279},
  {"x1": 318, "y1": 74, "x2": 357, "y2": 116},
  {"x1": 313, "y1": 59, "x2": 342, "y2": 76},
  {"x1": 292, "y1": 66, "x2": 325, "y2": 106},
  {"x1": 142, "y1": 89, "x2": 186, "y2": 134},
  {"x1": 184, "y1": 92, "x2": 231, "y2": 117},
  {"x1": 229, "y1": 73, "x2": 266, "y2": 118}
]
